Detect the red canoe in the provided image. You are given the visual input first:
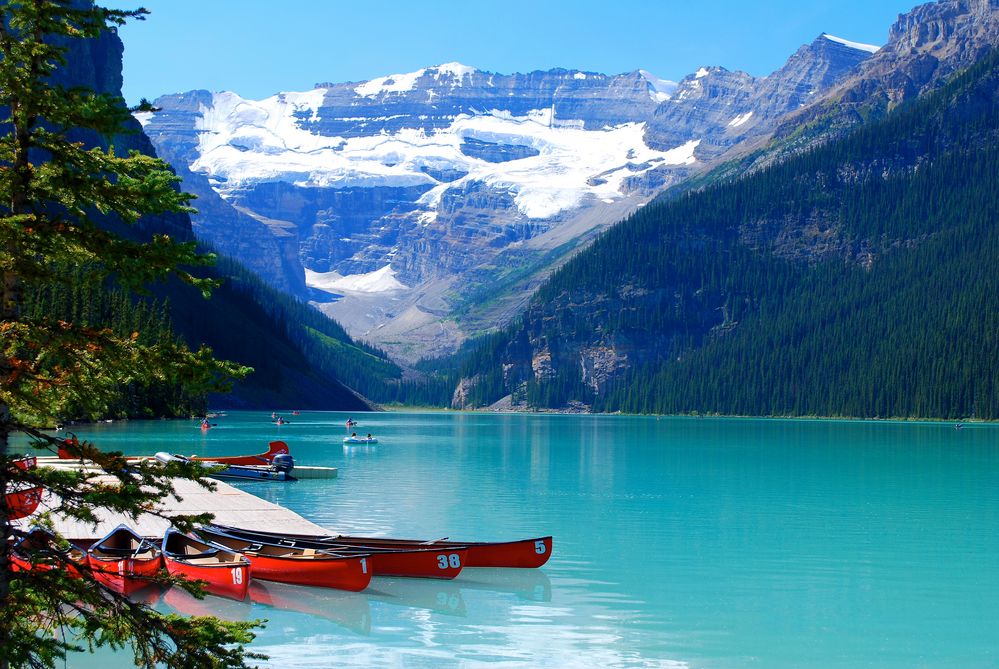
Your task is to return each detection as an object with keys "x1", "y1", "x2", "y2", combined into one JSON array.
[
  {"x1": 208, "y1": 524, "x2": 552, "y2": 569},
  {"x1": 54, "y1": 440, "x2": 292, "y2": 467},
  {"x1": 10, "y1": 528, "x2": 86, "y2": 577},
  {"x1": 197, "y1": 527, "x2": 372, "y2": 591},
  {"x1": 189, "y1": 441, "x2": 290, "y2": 466},
  {"x1": 6, "y1": 485, "x2": 43, "y2": 520},
  {"x1": 162, "y1": 529, "x2": 251, "y2": 600},
  {"x1": 88, "y1": 525, "x2": 163, "y2": 595},
  {"x1": 12, "y1": 455, "x2": 37, "y2": 470},
  {"x1": 207, "y1": 525, "x2": 466, "y2": 579},
  {"x1": 327, "y1": 536, "x2": 552, "y2": 568}
]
